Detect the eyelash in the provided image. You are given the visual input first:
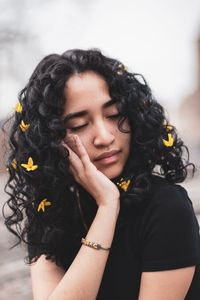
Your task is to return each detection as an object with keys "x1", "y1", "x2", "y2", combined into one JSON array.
[{"x1": 69, "y1": 114, "x2": 121, "y2": 132}]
